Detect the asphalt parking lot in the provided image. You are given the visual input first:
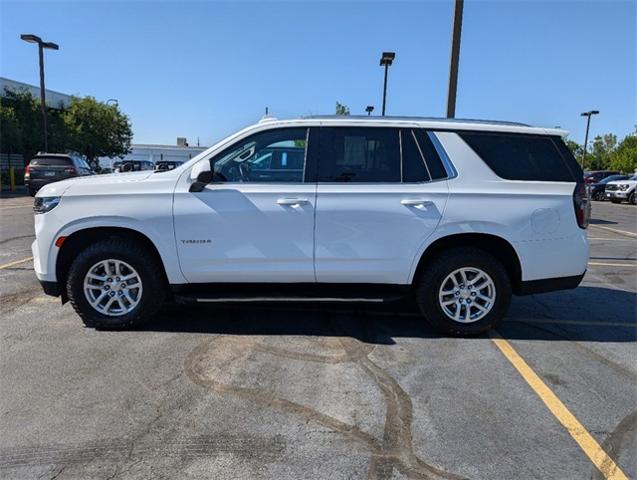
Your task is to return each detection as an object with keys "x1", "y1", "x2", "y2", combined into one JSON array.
[{"x1": 1, "y1": 193, "x2": 635, "y2": 480}]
